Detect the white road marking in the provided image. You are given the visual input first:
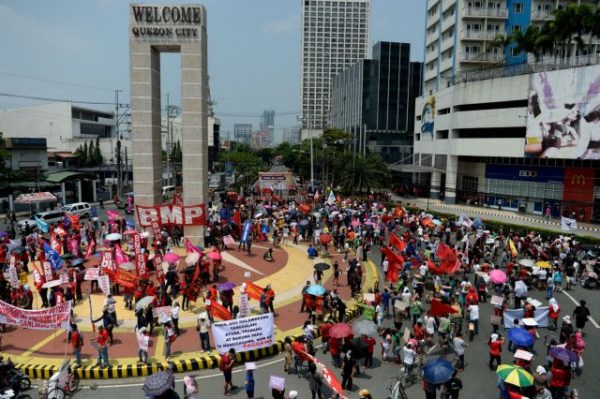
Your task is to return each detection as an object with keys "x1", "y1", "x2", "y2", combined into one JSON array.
[
  {"x1": 561, "y1": 290, "x2": 600, "y2": 328},
  {"x1": 221, "y1": 251, "x2": 266, "y2": 276}
]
